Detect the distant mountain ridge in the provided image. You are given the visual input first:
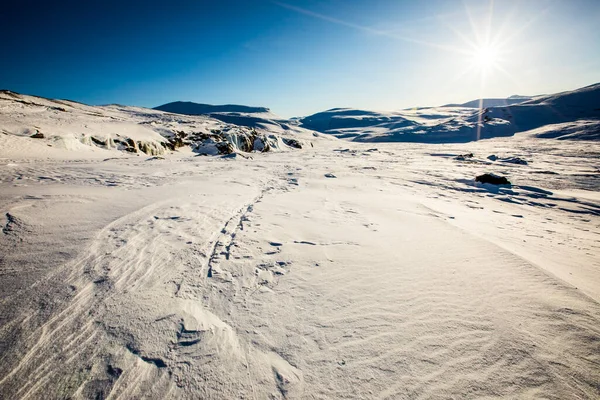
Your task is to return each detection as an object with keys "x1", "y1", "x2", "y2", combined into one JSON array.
[
  {"x1": 443, "y1": 96, "x2": 534, "y2": 108},
  {"x1": 154, "y1": 101, "x2": 295, "y2": 133},
  {"x1": 296, "y1": 83, "x2": 600, "y2": 142},
  {"x1": 154, "y1": 101, "x2": 270, "y2": 115}
]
